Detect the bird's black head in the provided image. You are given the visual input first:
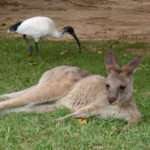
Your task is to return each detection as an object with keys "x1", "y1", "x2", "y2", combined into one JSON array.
[
  {"x1": 63, "y1": 26, "x2": 81, "y2": 52},
  {"x1": 63, "y1": 26, "x2": 74, "y2": 34}
]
